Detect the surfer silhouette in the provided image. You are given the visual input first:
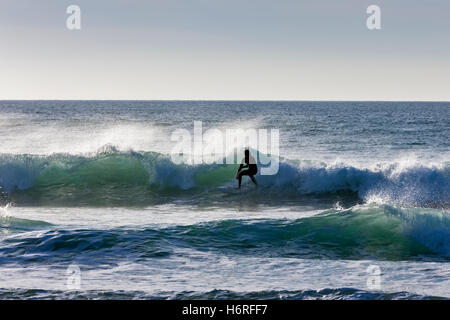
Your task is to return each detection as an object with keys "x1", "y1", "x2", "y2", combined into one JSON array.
[{"x1": 236, "y1": 149, "x2": 258, "y2": 189}]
